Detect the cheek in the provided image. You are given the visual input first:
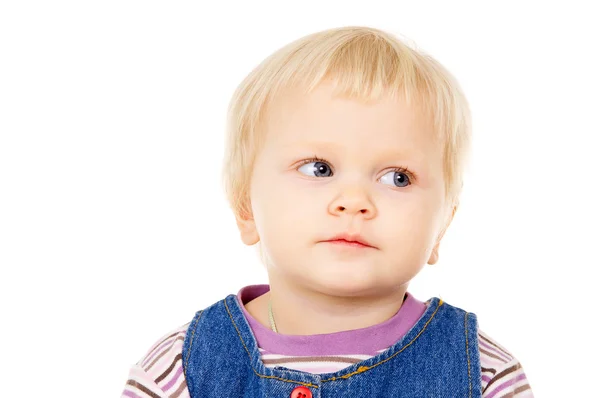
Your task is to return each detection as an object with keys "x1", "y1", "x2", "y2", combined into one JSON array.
[
  {"x1": 378, "y1": 193, "x2": 443, "y2": 246},
  {"x1": 250, "y1": 173, "x2": 317, "y2": 239}
]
